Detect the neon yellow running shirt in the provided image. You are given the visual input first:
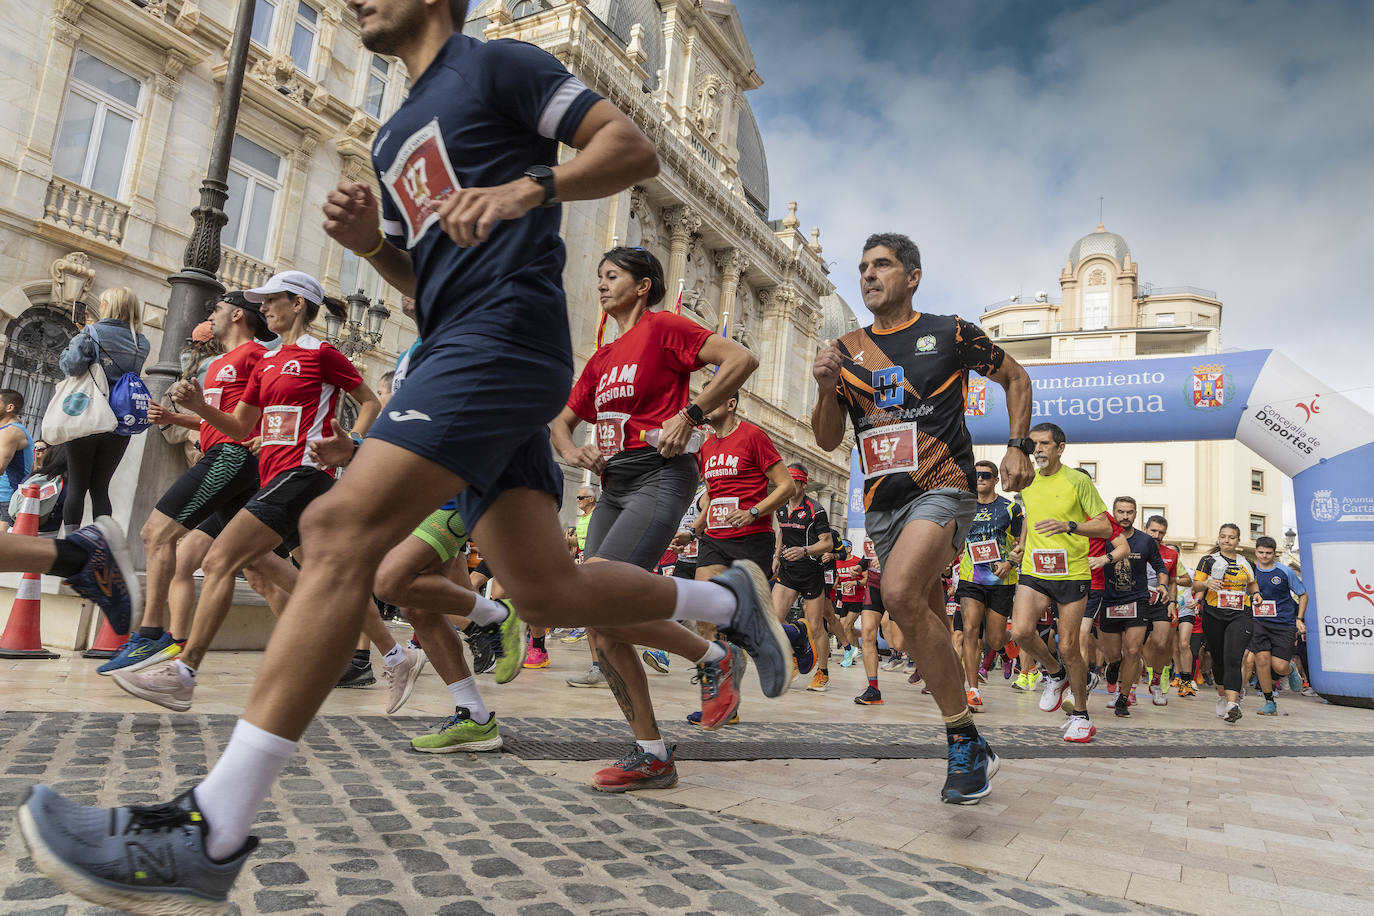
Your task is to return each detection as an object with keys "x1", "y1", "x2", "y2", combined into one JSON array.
[{"x1": 1019, "y1": 466, "x2": 1107, "y2": 580}]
